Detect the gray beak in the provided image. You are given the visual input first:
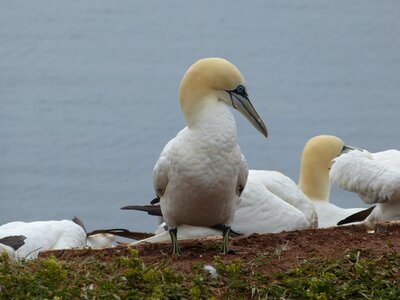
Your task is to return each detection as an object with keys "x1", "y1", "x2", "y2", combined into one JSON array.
[{"x1": 229, "y1": 92, "x2": 268, "y2": 138}]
